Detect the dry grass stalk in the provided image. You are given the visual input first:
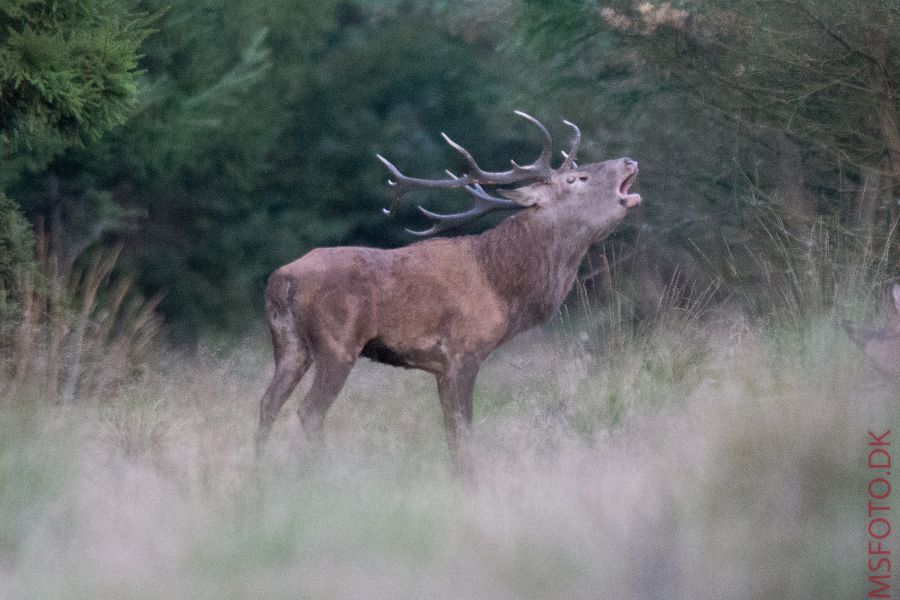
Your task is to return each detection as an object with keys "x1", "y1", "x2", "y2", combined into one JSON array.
[{"x1": 2, "y1": 220, "x2": 163, "y2": 404}]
